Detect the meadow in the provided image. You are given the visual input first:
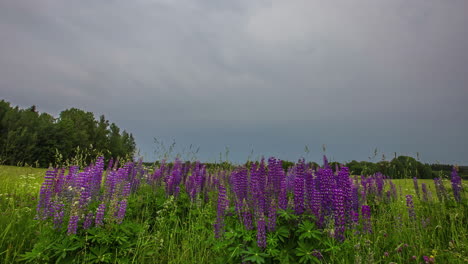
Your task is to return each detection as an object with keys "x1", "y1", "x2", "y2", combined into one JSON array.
[{"x1": 0, "y1": 157, "x2": 466, "y2": 264}]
